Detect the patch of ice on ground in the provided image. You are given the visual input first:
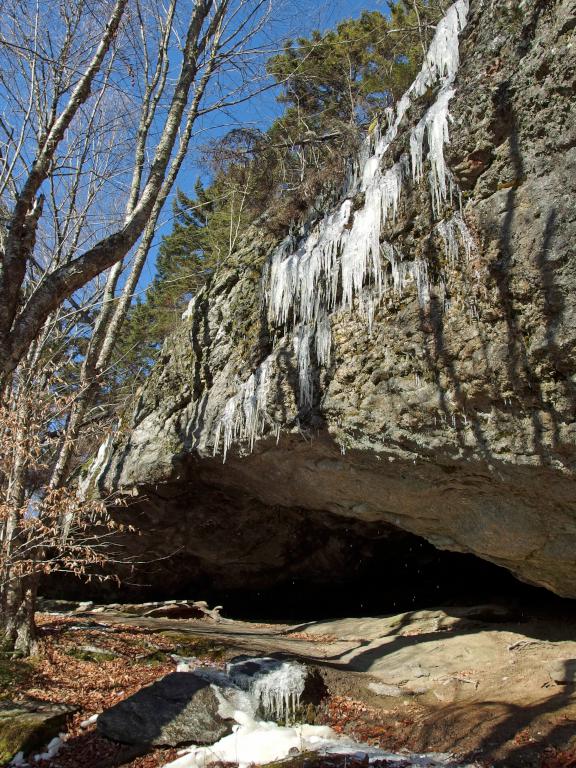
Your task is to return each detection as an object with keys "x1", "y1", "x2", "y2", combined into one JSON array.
[
  {"x1": 162, "y1": 720, "x2": 356, "y2": 768},
  {"x1": 33, "y1": 735, "x2": 66, "y2": 761},
  {"x1": 160, "y1": 656, "x2": 481, "y2": 768},
  {"x1": 8, "y1": 753, "x2": 28, "y2": 768},
  {"x1": 80, "y1": 713, "x2": 99, "y2": 728},
  {"x1": 161, "y1": 717, "x2": 481, "y2": 768}
]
